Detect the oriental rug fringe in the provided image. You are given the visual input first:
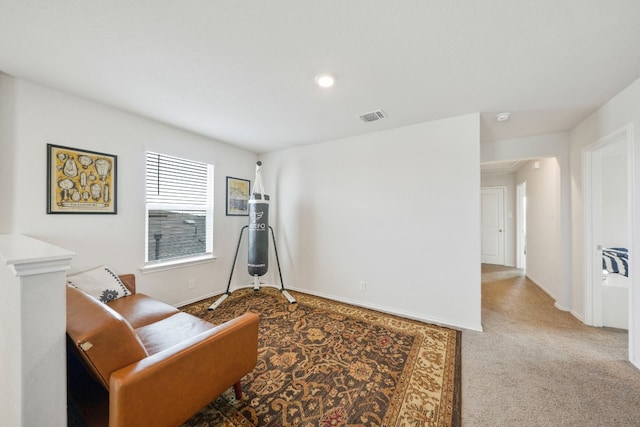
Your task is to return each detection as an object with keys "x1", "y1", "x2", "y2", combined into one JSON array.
[{"x1": 180, "y1": 288, "x2": 461, "y2": 427}]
